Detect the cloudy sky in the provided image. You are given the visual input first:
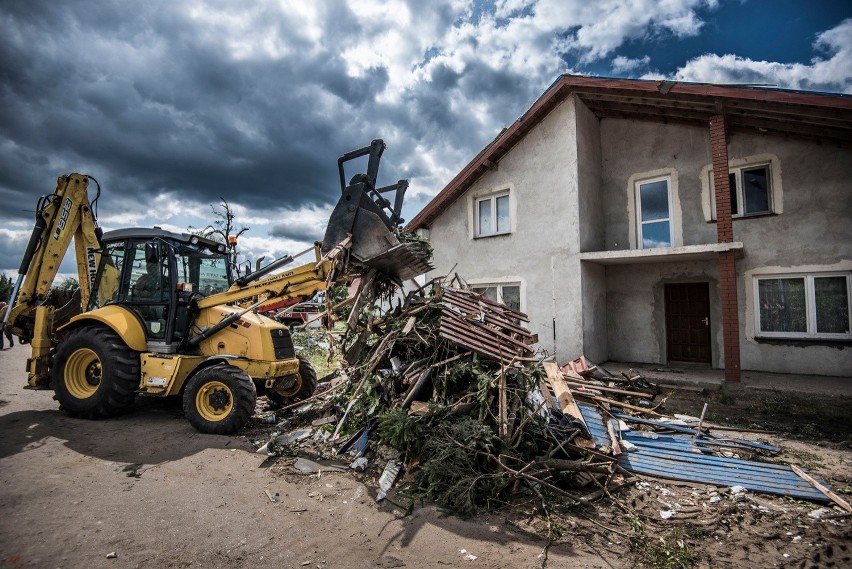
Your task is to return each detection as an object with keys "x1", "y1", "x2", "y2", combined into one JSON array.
[{"x1": 1, "y1": 0, "x2": 850, "y2": 280}]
